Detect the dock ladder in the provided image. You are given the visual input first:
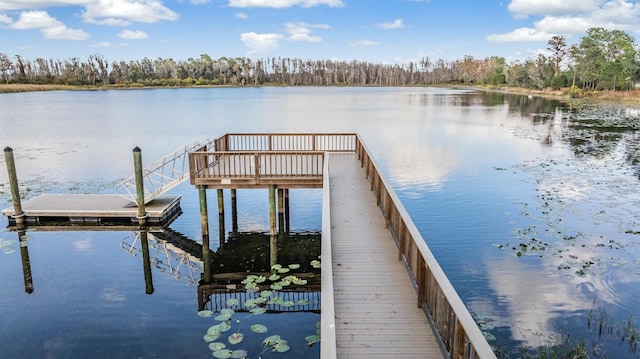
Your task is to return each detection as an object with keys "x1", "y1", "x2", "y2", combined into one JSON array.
[{"x1": 115, "y1": 137, "x2": 215, "y2": 205}]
